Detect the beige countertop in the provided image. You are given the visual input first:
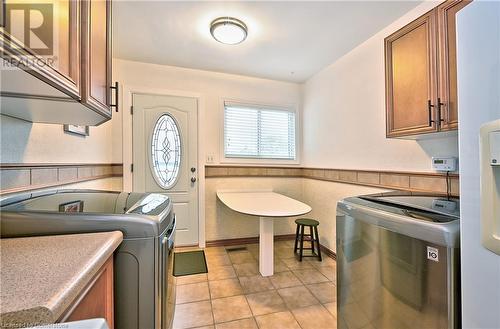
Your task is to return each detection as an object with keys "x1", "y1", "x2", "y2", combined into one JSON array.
[{"x1": 0, "y1": 231, "x2": 123, "y2": 328}]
